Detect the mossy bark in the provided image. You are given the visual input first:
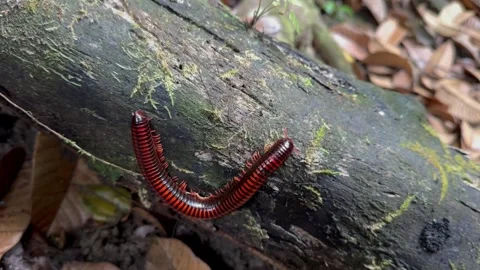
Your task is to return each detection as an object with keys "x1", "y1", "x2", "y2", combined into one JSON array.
[{"x1": 1, "y1": 0, "x2": 480, "y2": 269}]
